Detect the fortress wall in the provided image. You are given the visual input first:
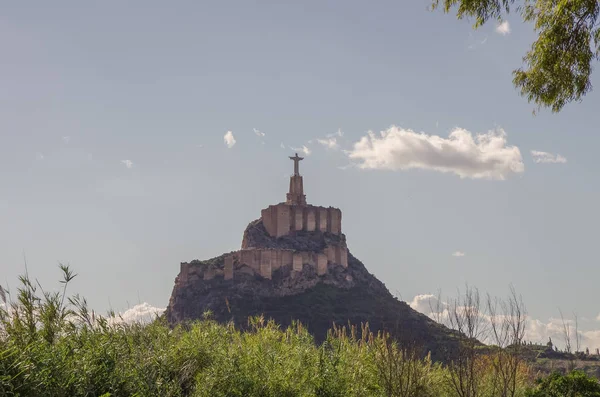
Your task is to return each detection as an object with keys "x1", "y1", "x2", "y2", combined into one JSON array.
[
  {"x1": 180, "y1": 262, "x2": 190, "y2": 278},
  {"x1": 240, "y1": 251, "x2": 252, "y2": 271},
  {"x1": 282, "y1": 250, "x2": 293, "y2": 267},
  {"x1": 330, "y1": 208, "x2": 341, "y2": 234},
  {"x1": 318, "y1": 207, "x2": 328, "y2": 232},
  {"x1": 260, "y1": 250, "x2": 272, "y2": 279},
  {"x1": 301, "y1": 251, "x2": 311, "y2": 267},
  {"x1": 262, "y1": 204, "x2": 342, "y2": 237},
  {"x1": 306, "y1": 208, "x2": 316, "y2": 231},
  {"x1": 334, "y1": 246, "x2": 341, "y2": 265},
  {"x1": 224, "y1": 256, "x2": 233, "y2": 280},
  {"x1": 254, "y1": 250, "x2": 262, "y2": 271},
  {"x1": 340, "y1": 246, "x2": 348, "y2": 268},
  {"x1": 276, "y1": 204, "x2": 291, "y2": 237},
  {"x1": 261, "y1": 206, "x2": 275, "y2": 236},
  {"x1": 317, "y1": 254, "x2": 327, "y2": 275},
  {"x1": 271, "y1": 250, "x2": 281, "y2": 271},
  {"x1": 326, "y1": 246, "x2": 336, "y2": 263},
  {"x1": 210, "y1": 245, "x2": 347, "y2": 281},
  {"x1": 293, "y1": 253, "x2": 303, "y2": 271},
  {"x1": 294, "y1": 206, "x2": 303, "y2": 231},
  {"x1": 238, "y1": 265, "x2": 254, "y2": 276},
  {"x1": 204, "y1": 267, "x2": 215, "y2": 280}
]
